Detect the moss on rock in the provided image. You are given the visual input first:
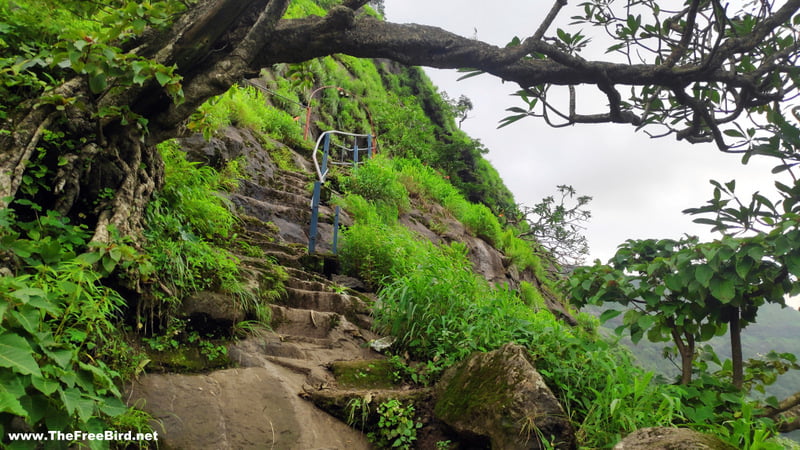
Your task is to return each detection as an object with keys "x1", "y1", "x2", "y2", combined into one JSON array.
[{"x1": 332, "y1": 359, "x2": 398, "y2": 389}]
